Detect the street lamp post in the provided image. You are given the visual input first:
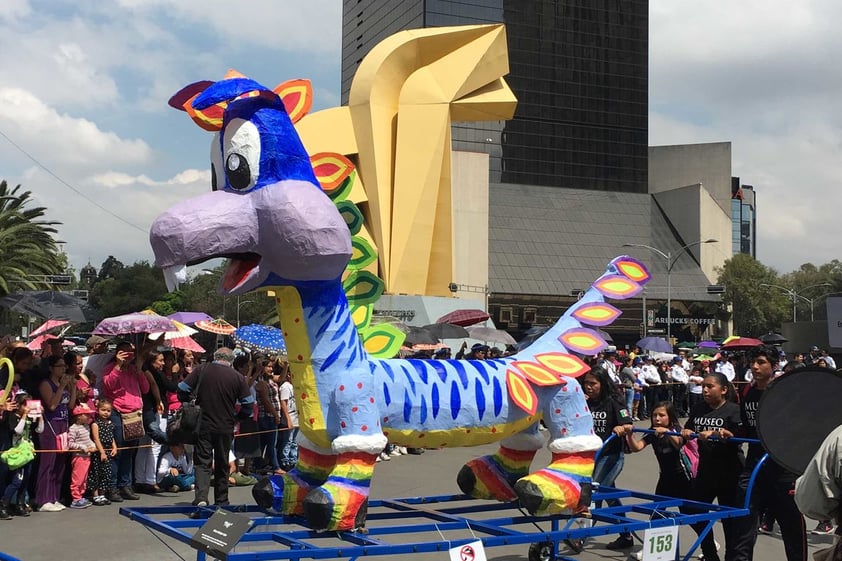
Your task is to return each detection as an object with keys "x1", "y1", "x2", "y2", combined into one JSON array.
[
  {"x1": 622, "y1": 239, "x2": 718, "y2": 344},
  {"x1": 759, "y1": 282, "x2": 832, "y2": 322},
  {"x1": 236, "y1": 296, "x2": 255, "y2": 328}
]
